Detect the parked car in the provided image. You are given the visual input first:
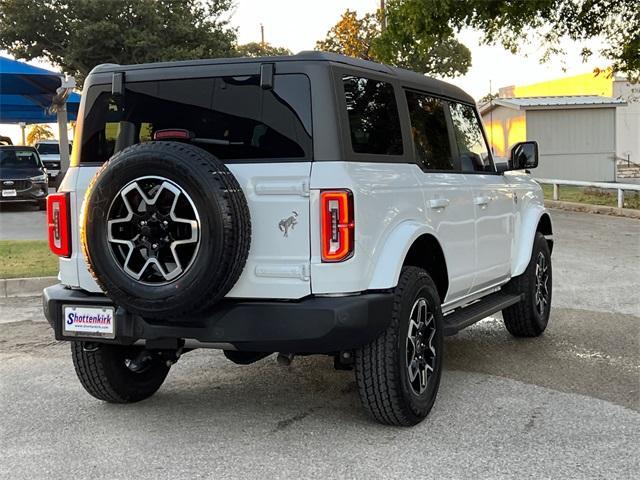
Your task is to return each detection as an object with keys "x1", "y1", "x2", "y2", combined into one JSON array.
[
  {"x1": 43, "y1": 52, "x2": 553, "y2": 426},
  {"x1": 0, "y1": 135, "x2": 12, "y2": 146},
  {"x1": 0, "y1": 145, "x2": 48, "y2": 209},
  {"x1": 34, "y1": 139, "x2": 72, "y2": 187}
]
